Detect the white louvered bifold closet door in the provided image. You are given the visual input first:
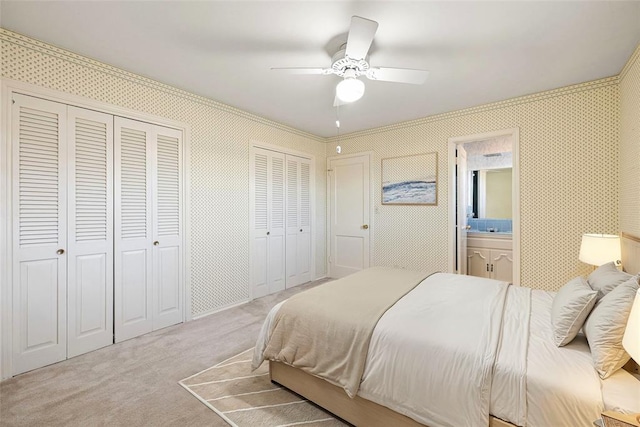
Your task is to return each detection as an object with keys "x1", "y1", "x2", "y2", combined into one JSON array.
[
  {"x1": 67, "y1": 107, "x2": 114, "y2": 358},
  {"x1": 250, "y1": 147, "x2": 285, "y2": 298},
  {"x1": 151, "y1": 126, "x2": 183, "y2": 330},
  {"x1": 114, "y1": 118, "x2": 183, "y2": 342},
  {"x1": 11, "y1": 94, "x2": 68, "y2": 375},
  {"x1": 114, "y1": 117, "x2": 154, "y2": 342},
  {"x1": 285, "y1": 156, "x2": 312, "y2": 288}
]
